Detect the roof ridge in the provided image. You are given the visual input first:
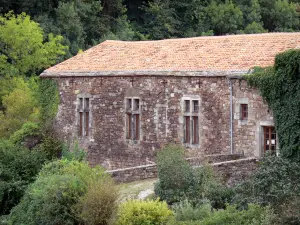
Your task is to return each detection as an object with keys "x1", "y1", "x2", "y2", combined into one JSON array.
[{"x1": 102, "y1": 32, "x2": 300, "y2": 44}]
